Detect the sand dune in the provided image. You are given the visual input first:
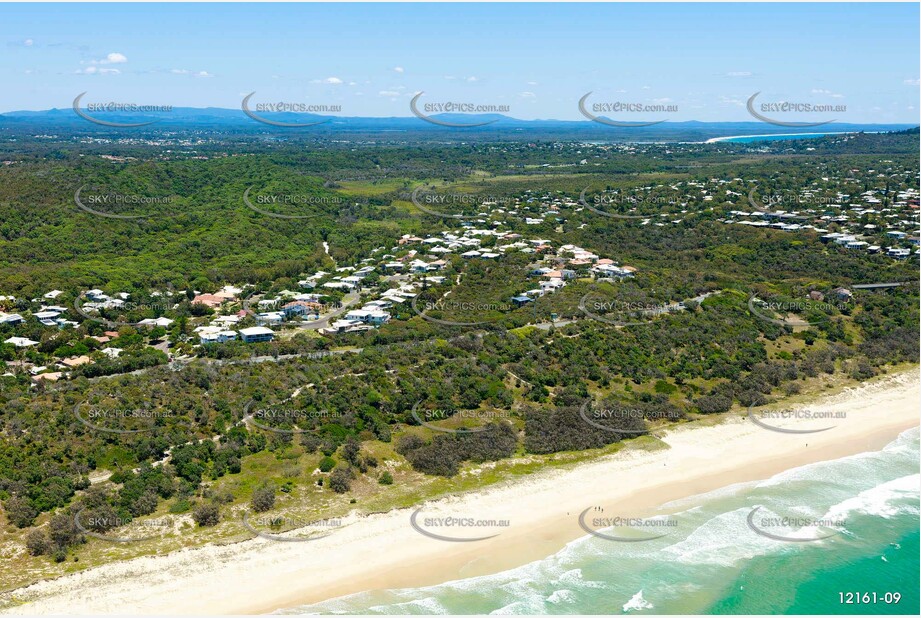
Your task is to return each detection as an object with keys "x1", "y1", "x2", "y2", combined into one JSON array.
[{"x1": 3, "y1": 369, "x2": 918, "y2": 615}]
